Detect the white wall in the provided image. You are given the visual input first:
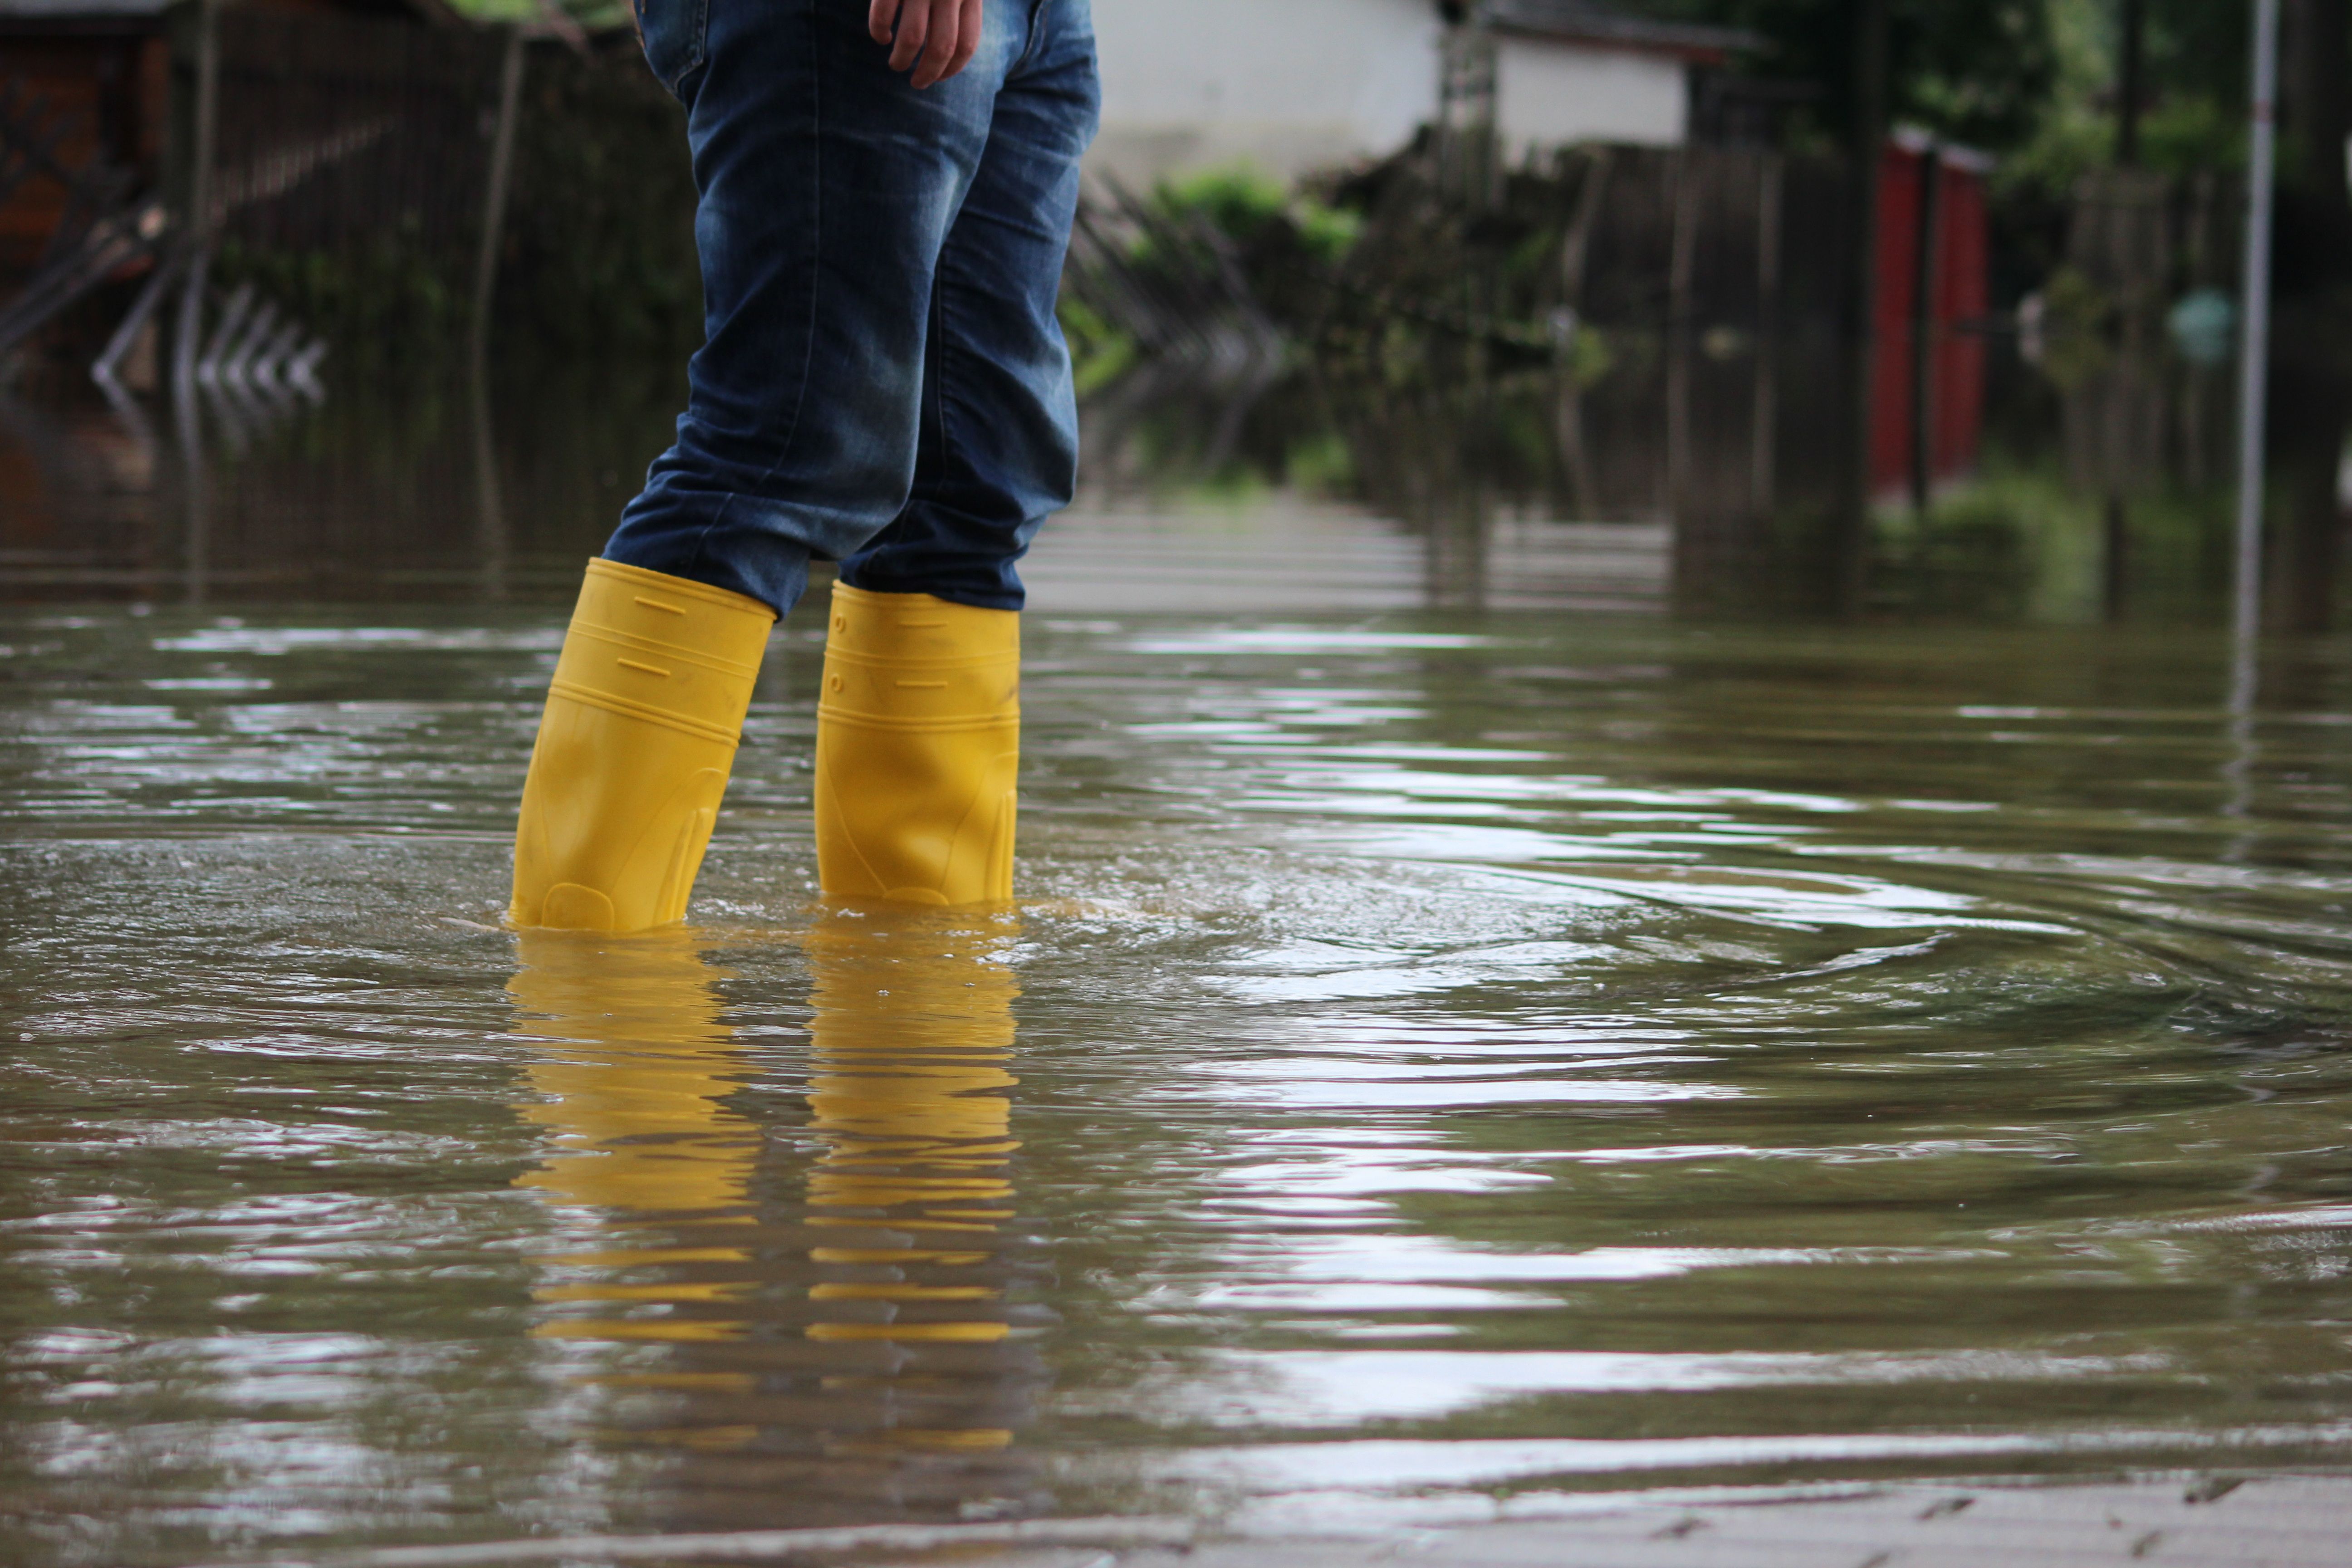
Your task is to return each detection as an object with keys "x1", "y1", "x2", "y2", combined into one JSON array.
[
  {"x1": 1087, "y1": 2, "x2": 1693, "y2": 189},
  {"x1": 1088, "y1": 0, "x2": 1441, "y2": 187},
  {"x1": 1495, "y1": 40, "x2": 1689, "y2": 156}
]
